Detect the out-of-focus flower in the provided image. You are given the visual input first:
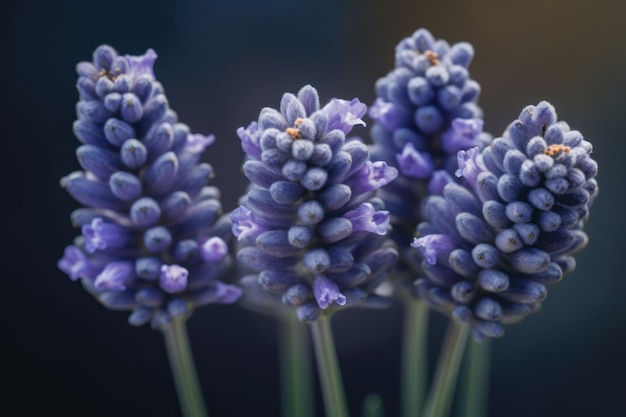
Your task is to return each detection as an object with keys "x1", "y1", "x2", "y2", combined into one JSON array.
[
  {"x1": 411, "y1": 101, "x2": 598, "y2": 339},
  {"x1": 369, "y1": 28, "x2": 492, "y2": 287},
  {"x1": 58, "y1": 45, "x2": 240, "y2": 329}
]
